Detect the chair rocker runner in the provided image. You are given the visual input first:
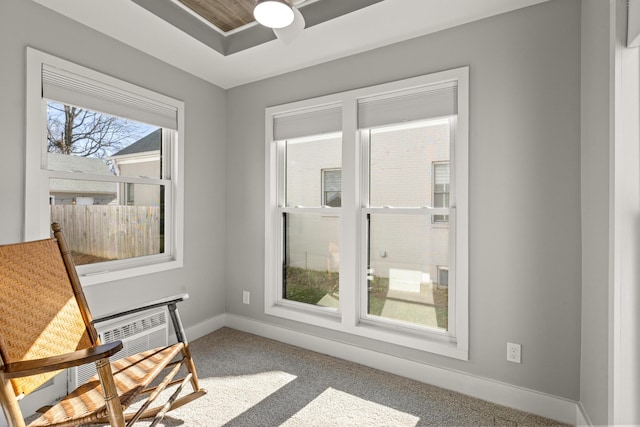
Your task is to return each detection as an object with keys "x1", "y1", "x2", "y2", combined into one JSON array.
[{"x1": 0, "y1": 223, "x2": 206, "y2": 427}]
